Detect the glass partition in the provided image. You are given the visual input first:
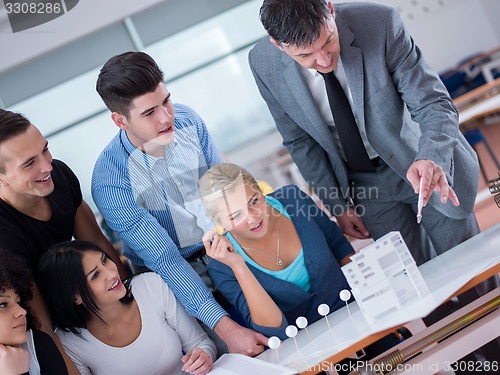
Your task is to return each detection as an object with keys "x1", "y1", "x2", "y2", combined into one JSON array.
[{"x1": 6, "y1": 0, "x2": 278, "y2": 211}]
